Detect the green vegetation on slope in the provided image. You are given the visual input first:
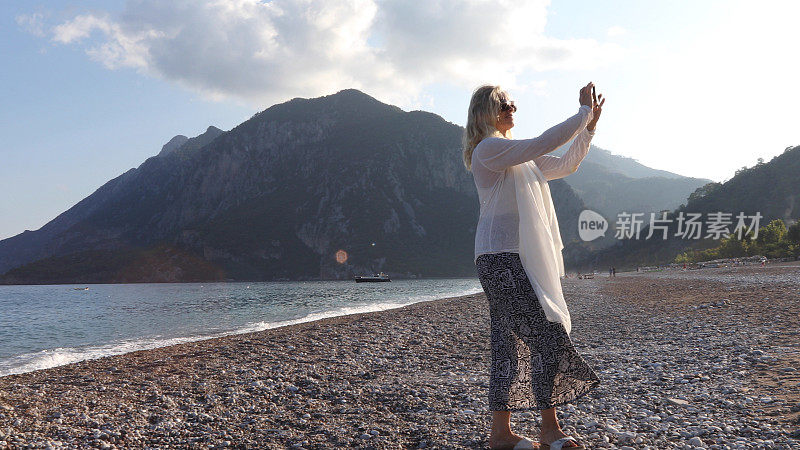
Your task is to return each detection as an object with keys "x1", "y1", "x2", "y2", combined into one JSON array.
[{"x1": 674, "y1": 218, "x2": 800, "y2": 263}]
